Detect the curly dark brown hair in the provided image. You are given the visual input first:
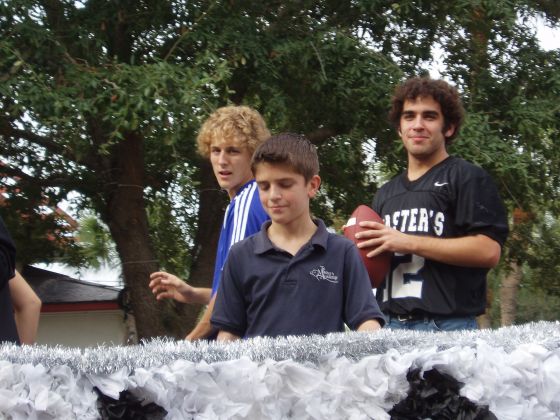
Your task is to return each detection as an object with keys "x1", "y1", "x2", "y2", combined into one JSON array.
[{"x1": 388, "y1": 77, "x2": 465, "y2": 144}]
